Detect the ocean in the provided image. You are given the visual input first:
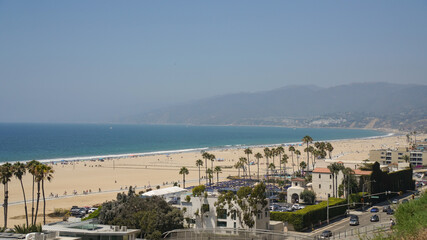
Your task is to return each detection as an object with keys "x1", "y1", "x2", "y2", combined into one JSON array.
[{"x1": 0, "y1": 123, "x2": 387, "y2": 163}]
